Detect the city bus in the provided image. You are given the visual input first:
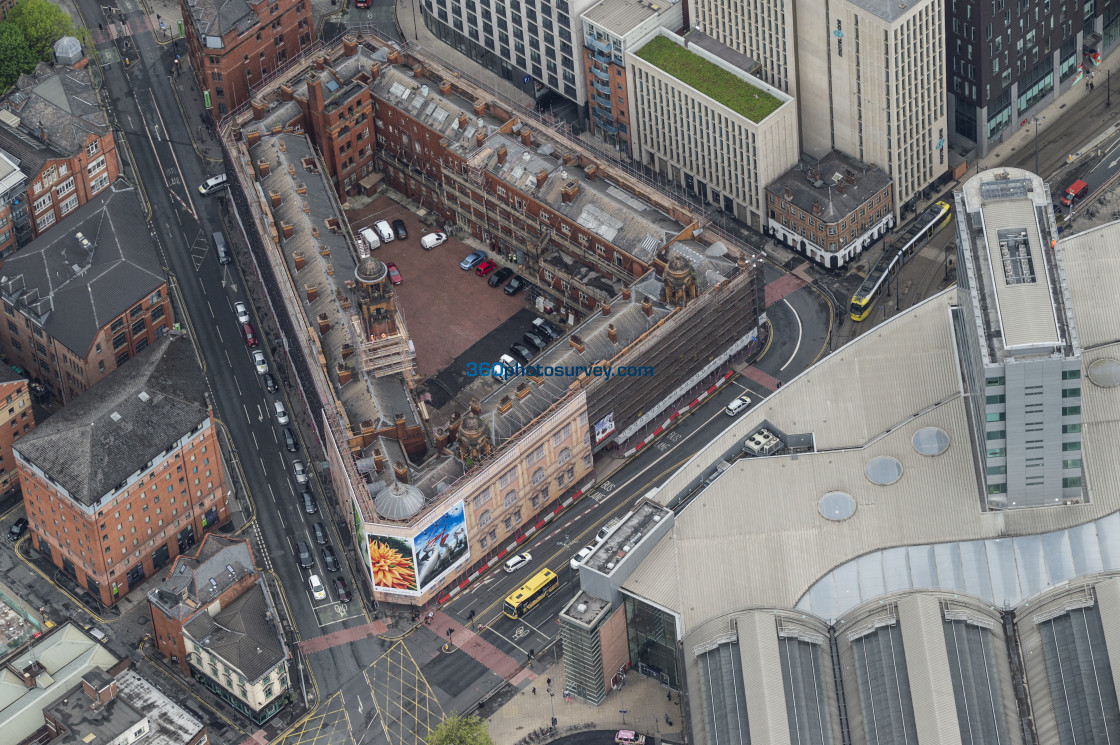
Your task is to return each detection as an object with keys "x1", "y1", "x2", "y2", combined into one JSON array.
[{"x1": 503, "y1": 567, "x2": 559, "y2": 619}]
